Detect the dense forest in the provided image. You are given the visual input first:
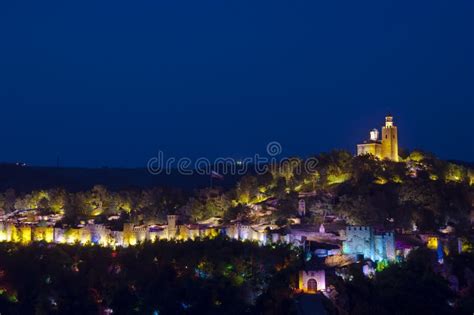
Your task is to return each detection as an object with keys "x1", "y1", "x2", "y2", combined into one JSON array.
[
  {"x1": 0, "y1": 238, "x2": 299, "y2": 314},
  {"x1": 330, "y1": 248, "x2": 474, "y2": 315},
  {"x1": 0, "y1": 239, "x2": 472, "y2": 315}
]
